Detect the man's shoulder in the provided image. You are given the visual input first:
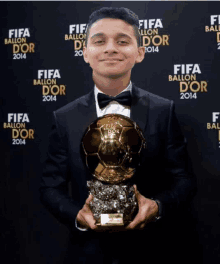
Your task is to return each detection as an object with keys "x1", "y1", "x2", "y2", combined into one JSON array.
[
  {"x1": 54, "y1": 92, "x2": 91, "y2": 116},
  {"x1": 134, "y1": 85, "x2": 172, "y2": 107}
]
